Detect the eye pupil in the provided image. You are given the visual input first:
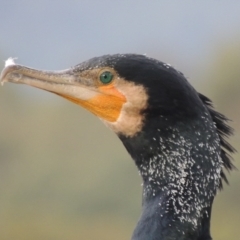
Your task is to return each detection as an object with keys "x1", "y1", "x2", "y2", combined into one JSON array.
[{"x1": 100, "y1": 71, "x2": 113, "y2": 84}]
